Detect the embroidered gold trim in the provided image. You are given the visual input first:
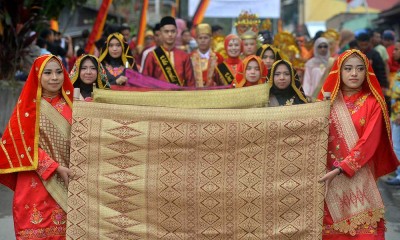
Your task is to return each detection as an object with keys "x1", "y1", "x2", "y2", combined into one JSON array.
[
  {"x1": 17, "y1": 104, "x2": 34, "y2": 165},
  {"x1": 0, "y1": 142, "x2": 13, "y2": 168},
  {"x1": 332, "y1": 208, "x2": 384, "y2": 236},
  {"x1": 8, "y1": 120, "x2": 22, "y2": 167}
]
